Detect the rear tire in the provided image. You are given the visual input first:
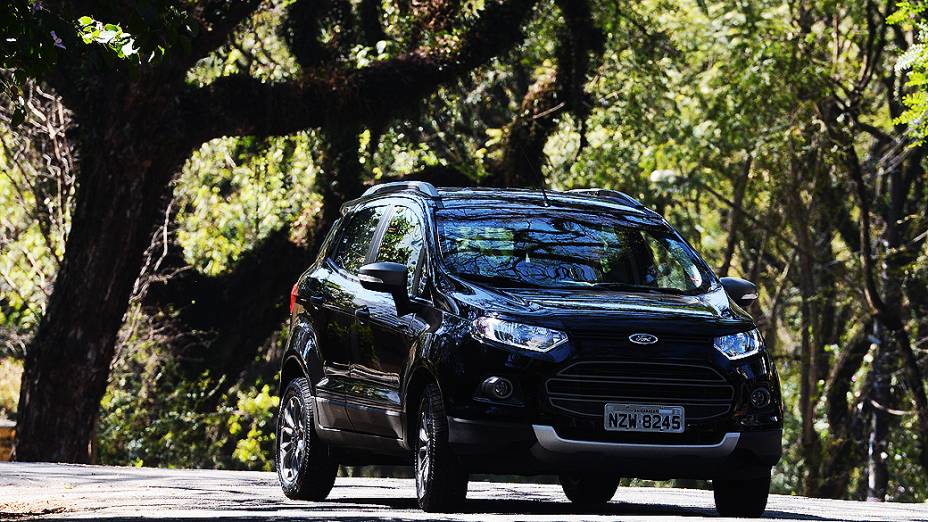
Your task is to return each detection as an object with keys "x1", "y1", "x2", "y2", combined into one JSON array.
[
  {"x1": 560, "y1": 473, "x2": 621, "y2": 505},
  {"x1": 713, "y1": 472, "x2": 770, "y2": 517},
  {"x1": 275, "y1": 378, "x2": 338, "y2": 501},
  {"x1": 415, "y1": 383, "x2": 468, "y2": 512}
]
